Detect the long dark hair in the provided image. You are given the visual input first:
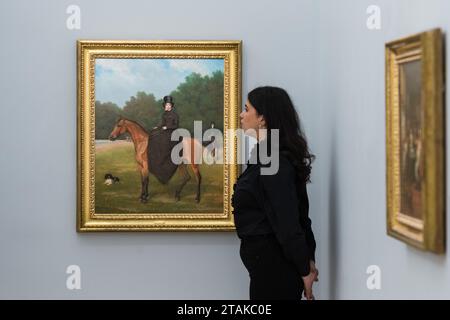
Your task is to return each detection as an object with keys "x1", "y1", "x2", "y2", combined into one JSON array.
[{"x1": 248, "y1": 86, "x2": 315, "y2": 183}]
